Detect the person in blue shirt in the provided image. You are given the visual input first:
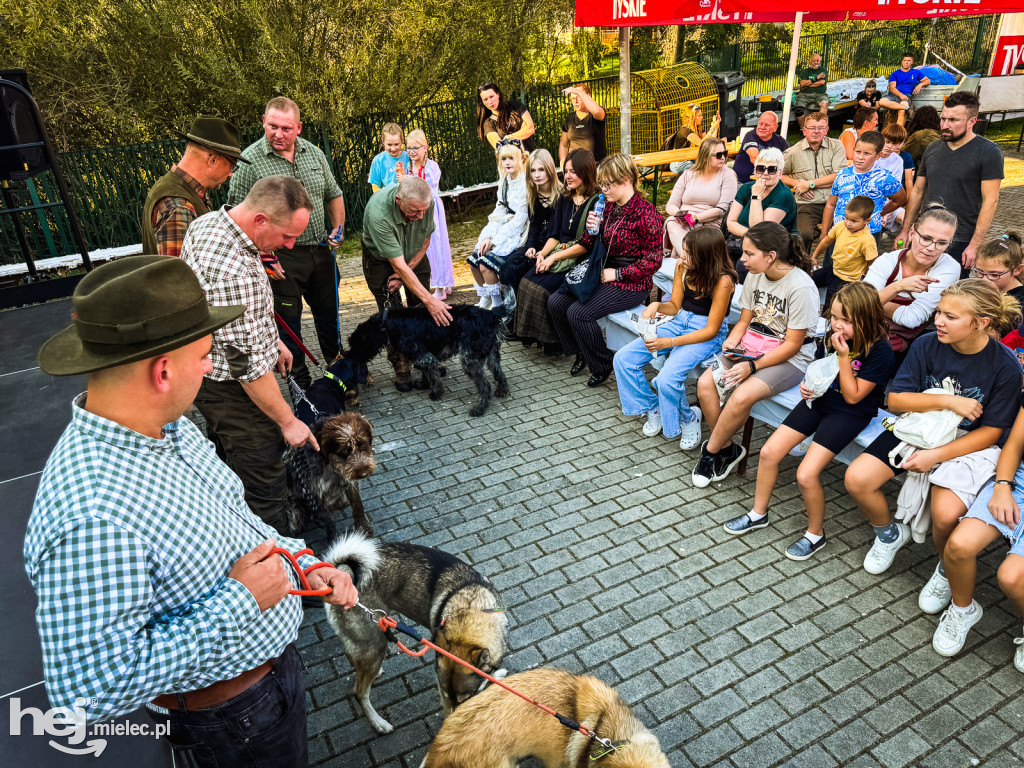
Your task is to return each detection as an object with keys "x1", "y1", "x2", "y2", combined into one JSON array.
[
  {"x1": 821, "y1": 131, "x2": 907, "y2": 239},
  {"x1": 888, "y1": 55, "x2": 931, "y2": 122},
  {"x1": 368, "y1": 123, "x2": 410, "y2": 193}
]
